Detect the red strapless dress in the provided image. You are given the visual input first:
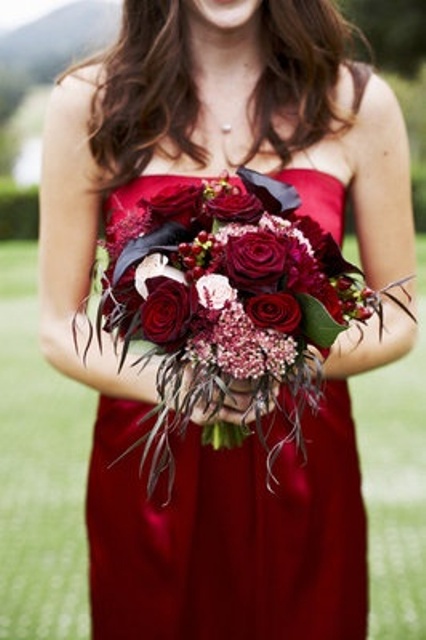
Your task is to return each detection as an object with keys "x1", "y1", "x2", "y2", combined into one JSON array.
[{"x1": 86, "y1": 169, "x2": 368, "y2": 639}]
